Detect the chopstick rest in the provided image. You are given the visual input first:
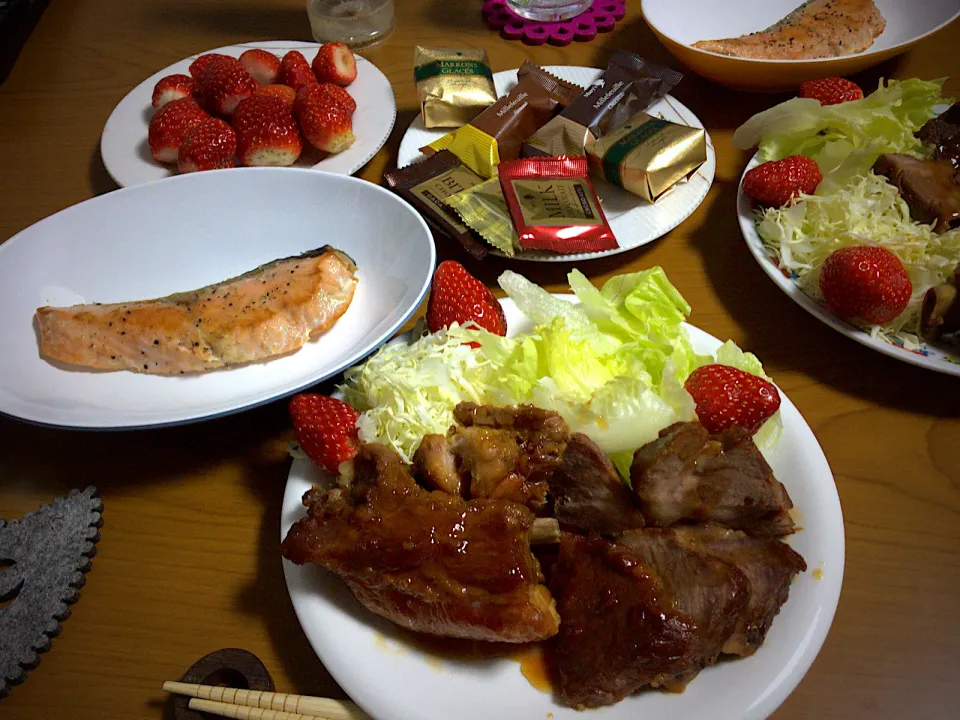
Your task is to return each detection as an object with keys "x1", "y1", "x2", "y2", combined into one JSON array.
[{"x1": 165, "y1": 682, "x2": 370, "y2": 720}]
